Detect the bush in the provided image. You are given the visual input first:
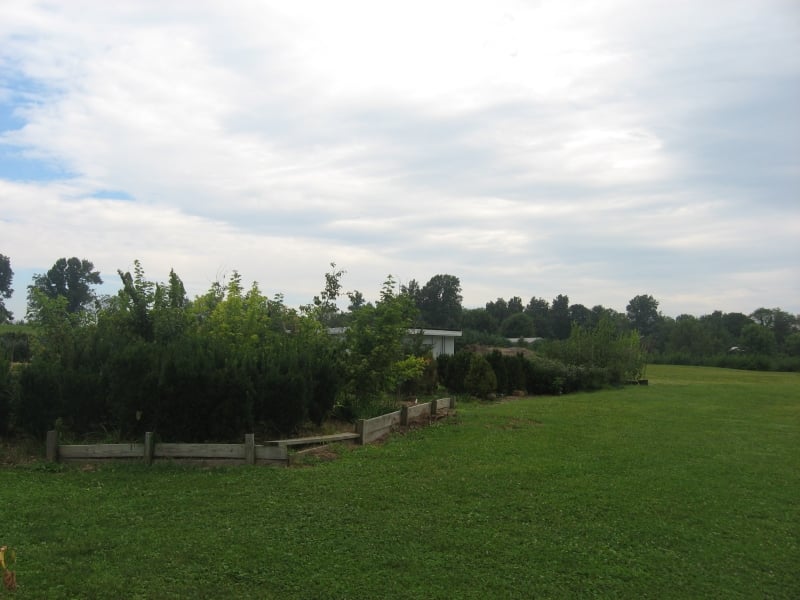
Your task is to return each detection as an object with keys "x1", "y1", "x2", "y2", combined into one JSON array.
[
  {"x1": 0, "y1": 356, "x2": 11, "y2": 435},
  {"x1": 438, "y1": 351, "x2": 472, "y2": 394},
  {"x1": 464, "y1": 354, "x2": 497, "y2": 399}
]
